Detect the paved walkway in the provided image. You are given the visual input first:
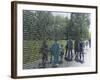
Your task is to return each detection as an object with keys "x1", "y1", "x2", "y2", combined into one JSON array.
[{"x1": 23, "y1": 47, "x2": 91, "y2": 69}]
